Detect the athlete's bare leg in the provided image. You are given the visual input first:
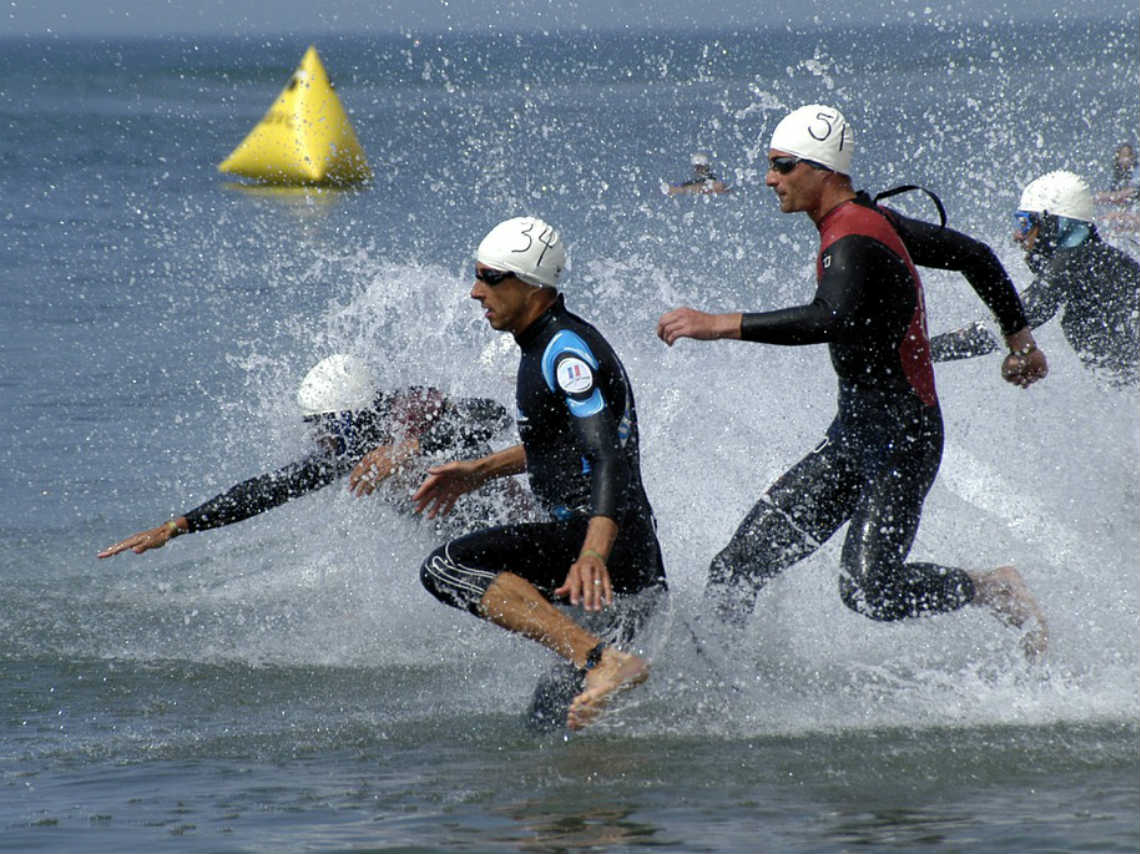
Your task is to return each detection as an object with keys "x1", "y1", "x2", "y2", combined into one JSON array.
[
  {"x1": 479, "y1": 572, "x2": 649, "y2": 729},
  {"x1": 567, "y1": 647, "x2": 649, "y2": 731},
  {"x1": 969, "y1": 565, "x2": 1048, "y2": 660}
]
